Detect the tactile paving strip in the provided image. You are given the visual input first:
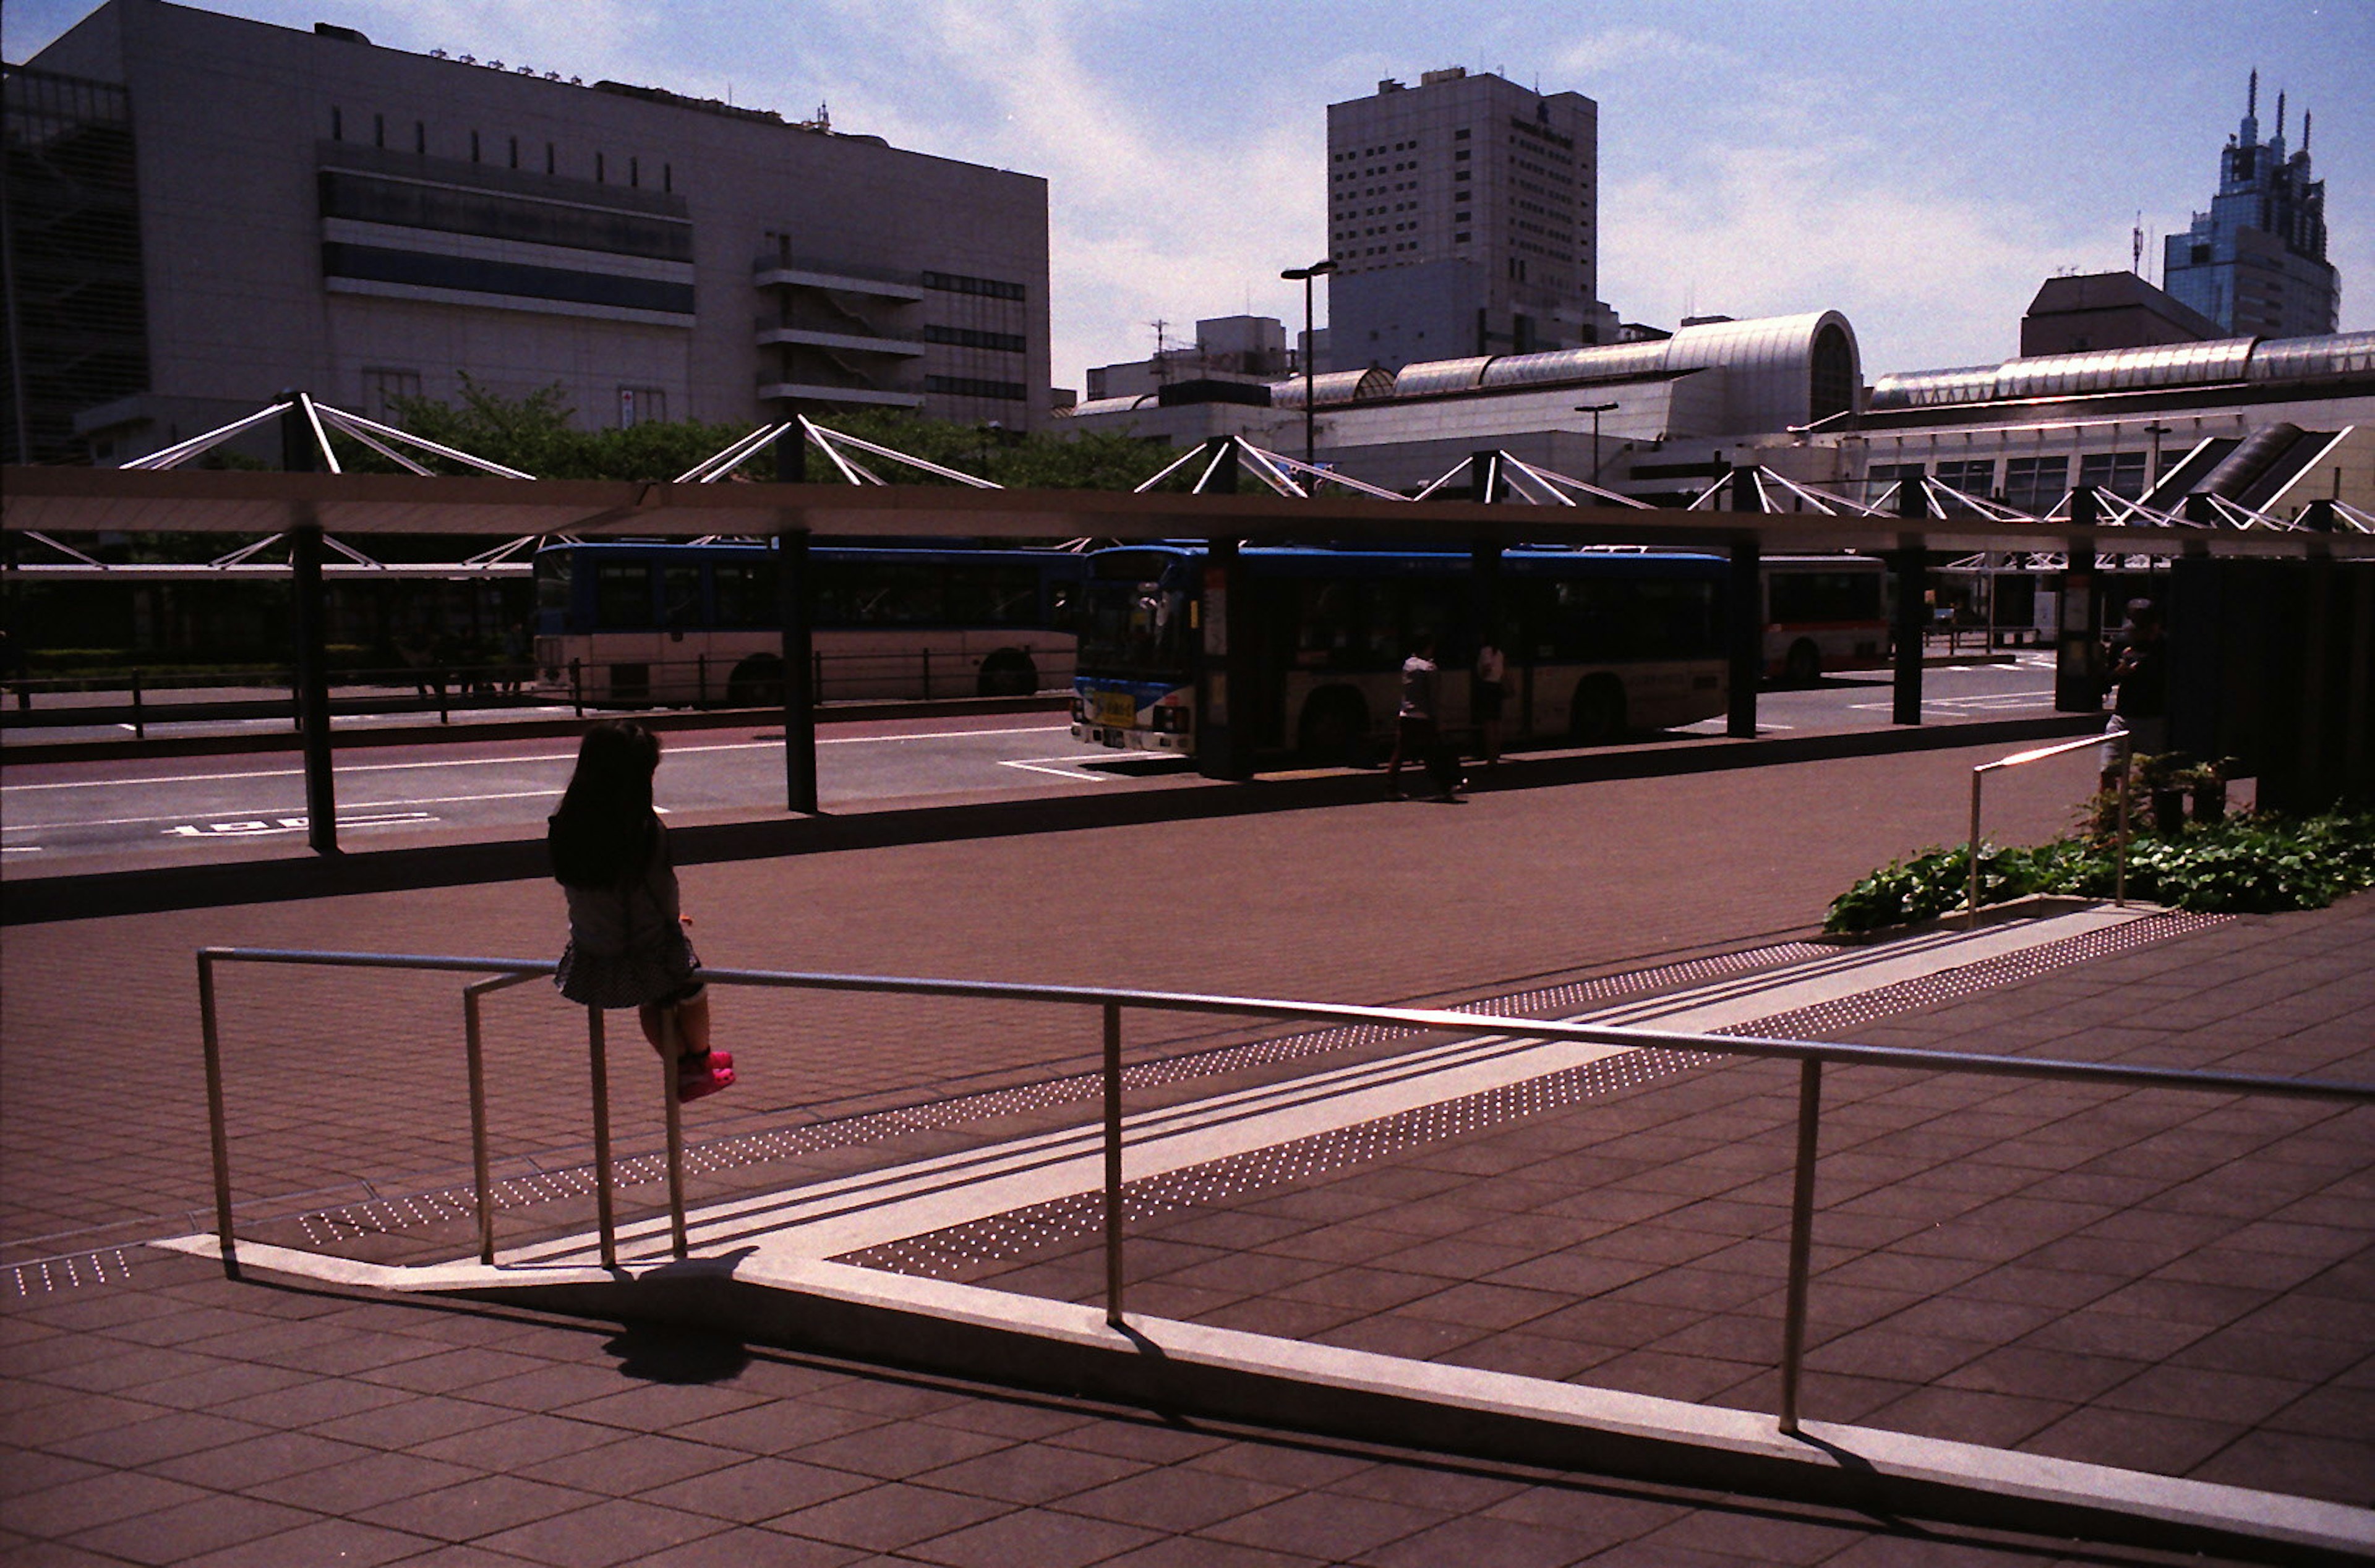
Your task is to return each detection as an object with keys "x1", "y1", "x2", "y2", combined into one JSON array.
[
  {"x1": 267, "y1": 941, "x2": 1833, "y2": 1250},
  {"x1": 839, "y1": 1047, "x2": 1720, "y2": 1278},
  {"x1": 1738, "y1": 911, "x2": 2228, "y2": 1042},
  {"x1": 834, "y1": 913, "x2": 2232, "y2": 1277},
  {"x1": 4, "y1": 1247, "x2": 135, "y2": 1300}
]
